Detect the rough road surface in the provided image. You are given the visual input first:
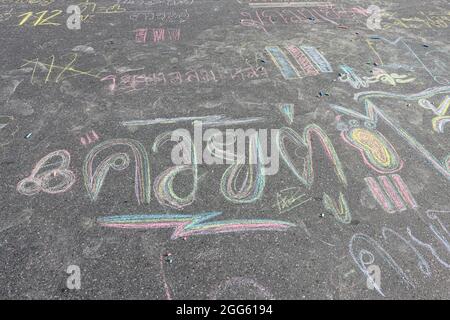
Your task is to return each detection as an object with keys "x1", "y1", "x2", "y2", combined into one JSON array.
[{"x1": 0, "y1": 0, "x2": 449, "y2": 300}]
